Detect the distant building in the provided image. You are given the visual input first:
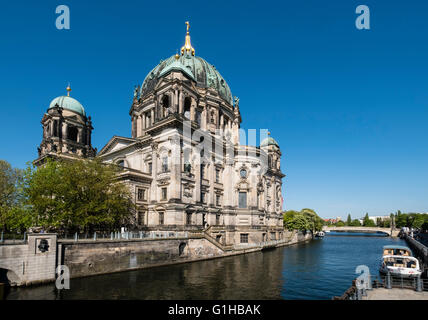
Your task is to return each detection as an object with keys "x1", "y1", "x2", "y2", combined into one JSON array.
[
  {"x1": 358, "y1": 215, "x2": 390, "y2": 225},
  {"x1": 324, "y1": 217, "x2": 342, "y2": 224}
]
